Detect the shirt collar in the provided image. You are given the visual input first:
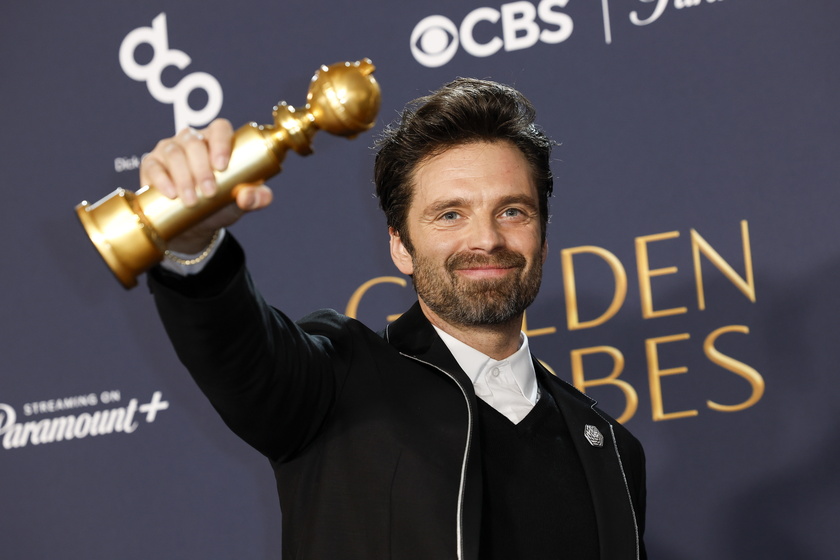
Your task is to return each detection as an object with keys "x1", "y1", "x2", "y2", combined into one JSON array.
[{"x1": 432, "y1": 326, "x2": 538, "y2": 404}]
